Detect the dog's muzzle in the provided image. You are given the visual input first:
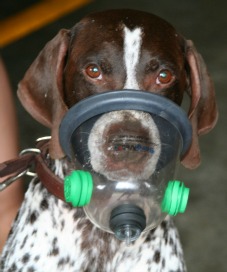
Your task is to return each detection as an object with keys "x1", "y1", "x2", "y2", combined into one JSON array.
[{"x1": 59, "y1": 90, "x2": 192, "y2": 244}]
